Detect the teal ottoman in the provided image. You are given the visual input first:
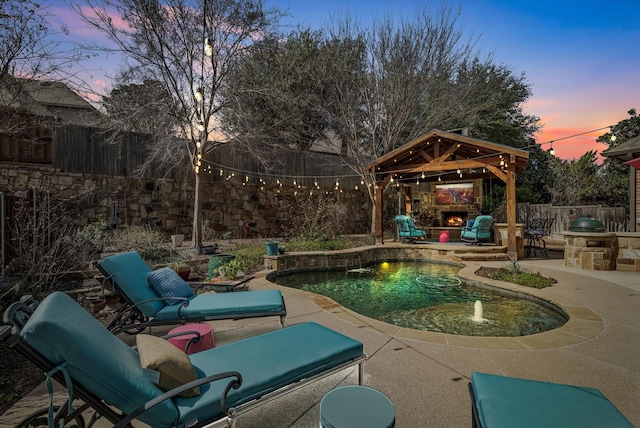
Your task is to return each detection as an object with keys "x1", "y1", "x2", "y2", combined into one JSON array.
[
  {"x1": 470, "y1": 372, "x2": 633, "y2": 428},
  {"x1": 320, "y1": 385, "x2": 395, "y2": 428}
]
